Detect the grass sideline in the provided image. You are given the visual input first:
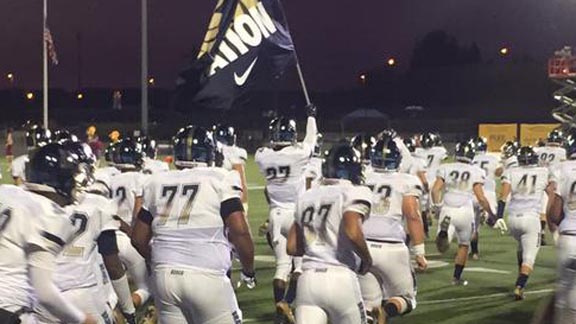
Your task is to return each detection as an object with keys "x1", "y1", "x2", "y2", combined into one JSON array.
[{"x1": 0, "y1": 156, "x2": 558, "y2": 323}]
